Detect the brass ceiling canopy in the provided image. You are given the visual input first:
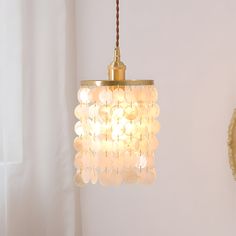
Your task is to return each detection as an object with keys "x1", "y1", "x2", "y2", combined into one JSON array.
[{"x1": 228, "y1": 109, "x2": 236, "y2": 180}]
